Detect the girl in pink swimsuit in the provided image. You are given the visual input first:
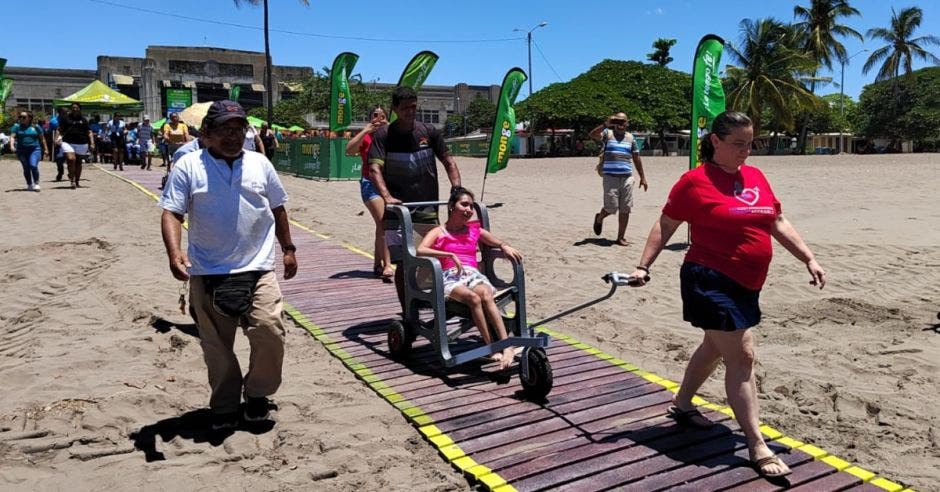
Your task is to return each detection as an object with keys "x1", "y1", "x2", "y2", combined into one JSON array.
[{"x1": 417, "y1": 187, "x2": 523, "y2": 370}]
